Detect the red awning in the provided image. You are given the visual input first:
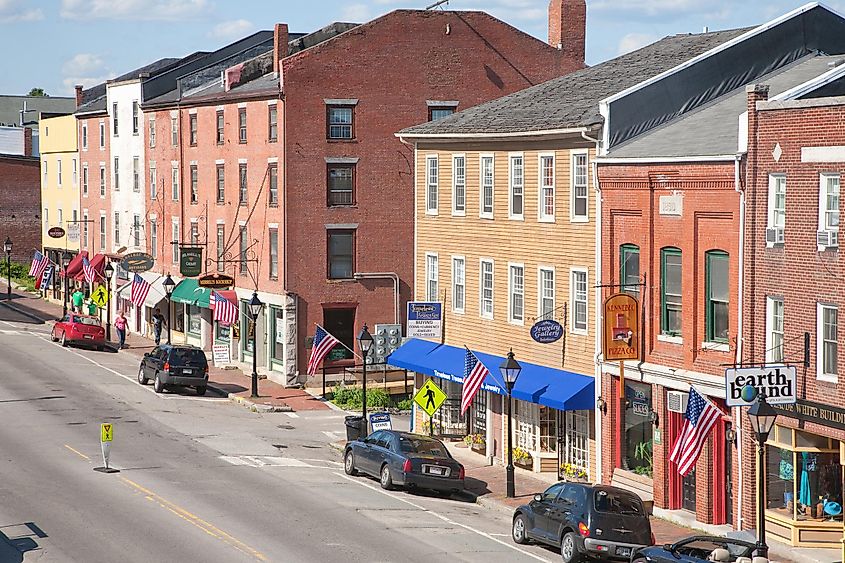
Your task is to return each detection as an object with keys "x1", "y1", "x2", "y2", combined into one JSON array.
[
  {"x1": 210, "y1": 290, "x2": 238, "y2": 308},
  {"x1": 63, "y1": 250, "x2": 88, "y2": 278},
  {"x1": 74, "y1": 252, "x2": 105, "y2": 282}
]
